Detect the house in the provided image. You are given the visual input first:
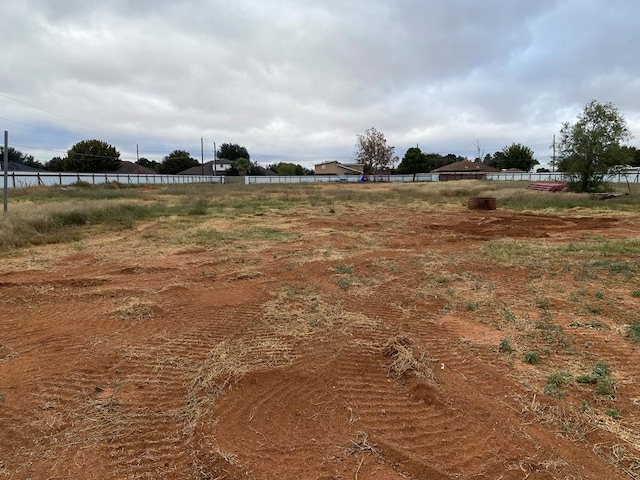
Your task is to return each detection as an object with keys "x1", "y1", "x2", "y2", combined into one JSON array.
[
  {"x1": 431, "y1": 160, "x2": 499, "y2": 181},
  {"x1": 314, "y1": 161, "x2": 364, "y2": 175},
  {"x1": 116, "y1": 161, "x2": 157, "y2": 174},
  {"x1": 179, "y1": 159, "x2": 233, "y2": 175},
  {"x1": 0, "y1": 161, "x2": 45, "y2": 172}
]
